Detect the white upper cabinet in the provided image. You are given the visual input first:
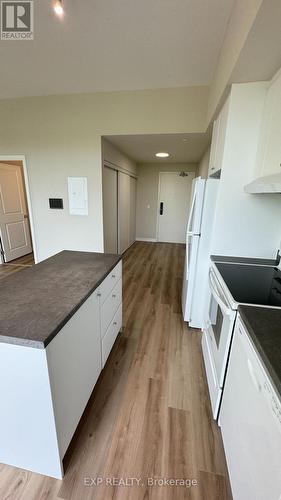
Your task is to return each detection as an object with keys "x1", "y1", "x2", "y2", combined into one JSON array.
[
  {"x1": 256, "y1": 70, "x2": 281, "y2": 177},
  {"x1": 208, "y1": 95, "x2": 230, "y2": 177}
]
